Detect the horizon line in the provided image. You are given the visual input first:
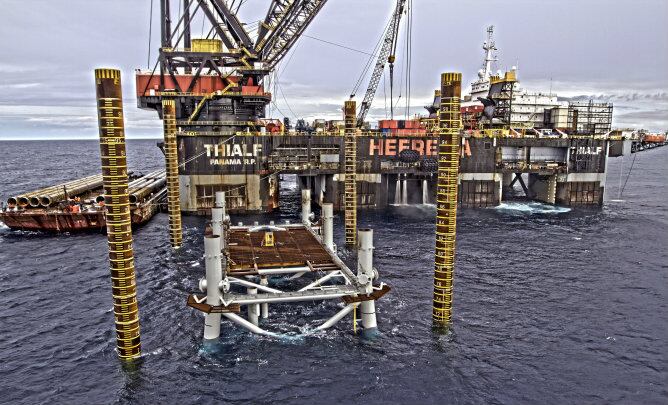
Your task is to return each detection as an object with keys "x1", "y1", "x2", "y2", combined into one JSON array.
[{"x1": 0, "y1": 136, "x2": 162, "y2": 141}]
